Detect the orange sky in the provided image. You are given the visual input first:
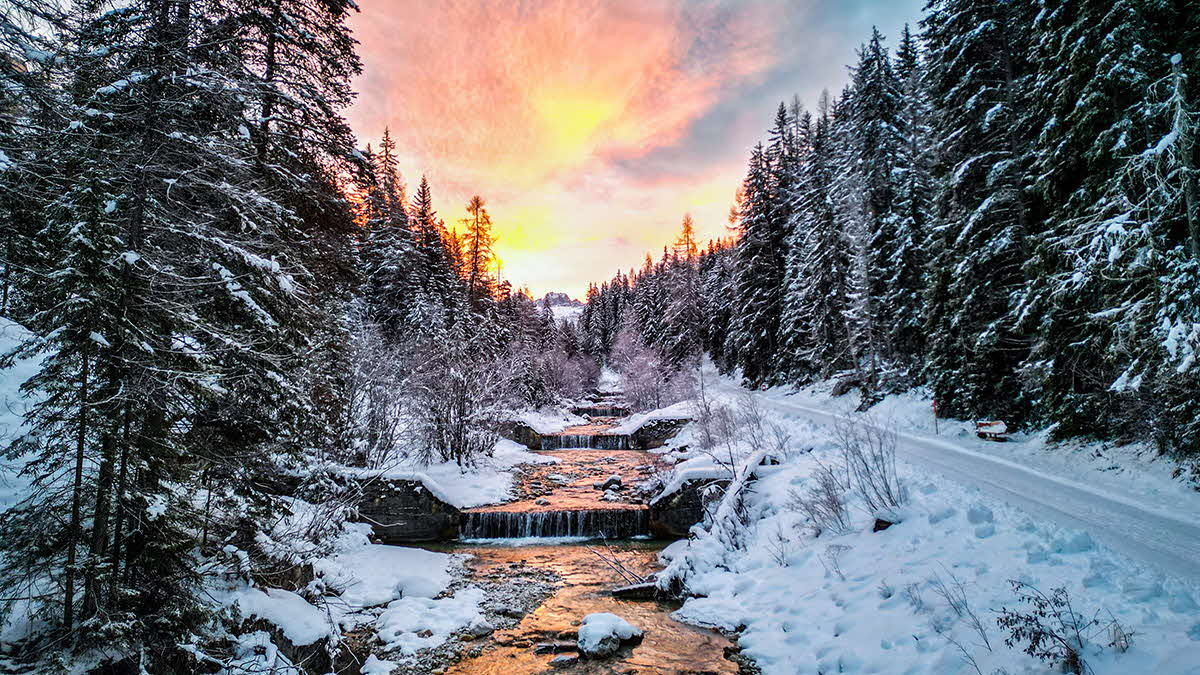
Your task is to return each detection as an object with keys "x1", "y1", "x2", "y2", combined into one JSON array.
[{"x1": 348, "y1": 0, "x2": 921, "y2": 299}]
